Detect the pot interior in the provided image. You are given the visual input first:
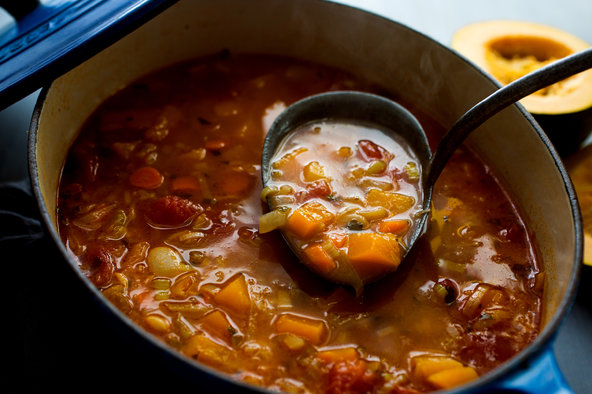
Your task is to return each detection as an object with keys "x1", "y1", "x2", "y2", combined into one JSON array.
[{"x1": 31, "y1": 0, "x2": 580, "y2": 389}]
